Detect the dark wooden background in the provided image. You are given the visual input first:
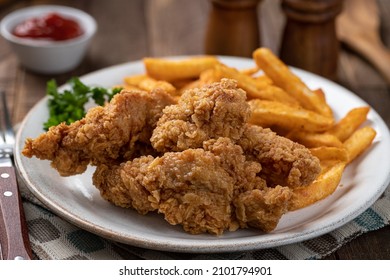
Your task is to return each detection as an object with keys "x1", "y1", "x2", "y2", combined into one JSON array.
[{"x1": 0, "y1": 0, "x2": 389, "y2": 259}]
